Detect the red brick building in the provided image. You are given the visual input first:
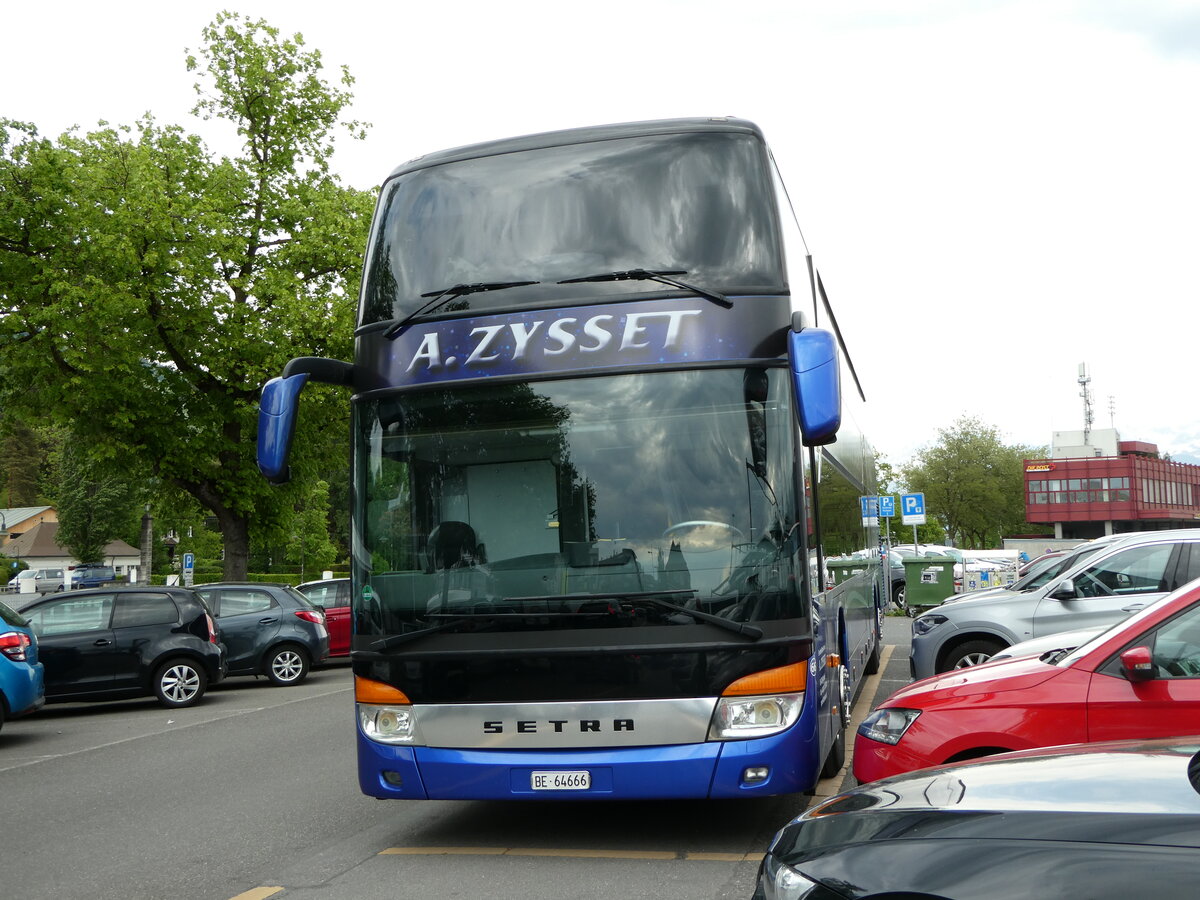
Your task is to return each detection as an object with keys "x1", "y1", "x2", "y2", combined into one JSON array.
[{"x1": 1024, "y1": 430, "x2": 1200, "y2": 540}]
